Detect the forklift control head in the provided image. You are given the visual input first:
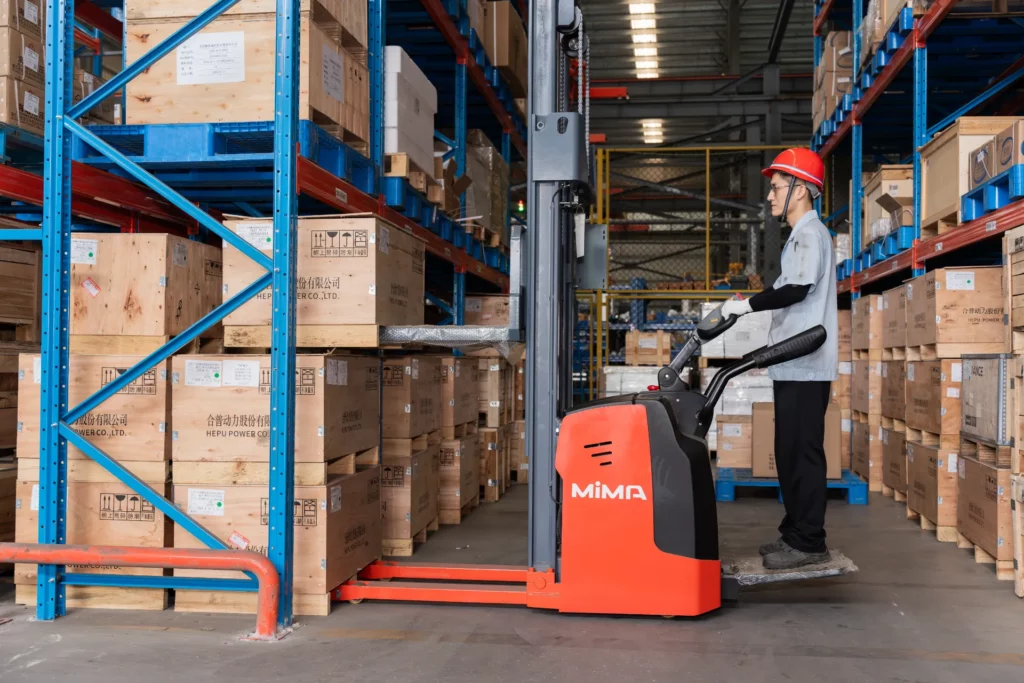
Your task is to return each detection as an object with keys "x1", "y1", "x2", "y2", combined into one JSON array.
[{"x1": 695, "y1": 303, "x2": 740, "y2": 342}]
